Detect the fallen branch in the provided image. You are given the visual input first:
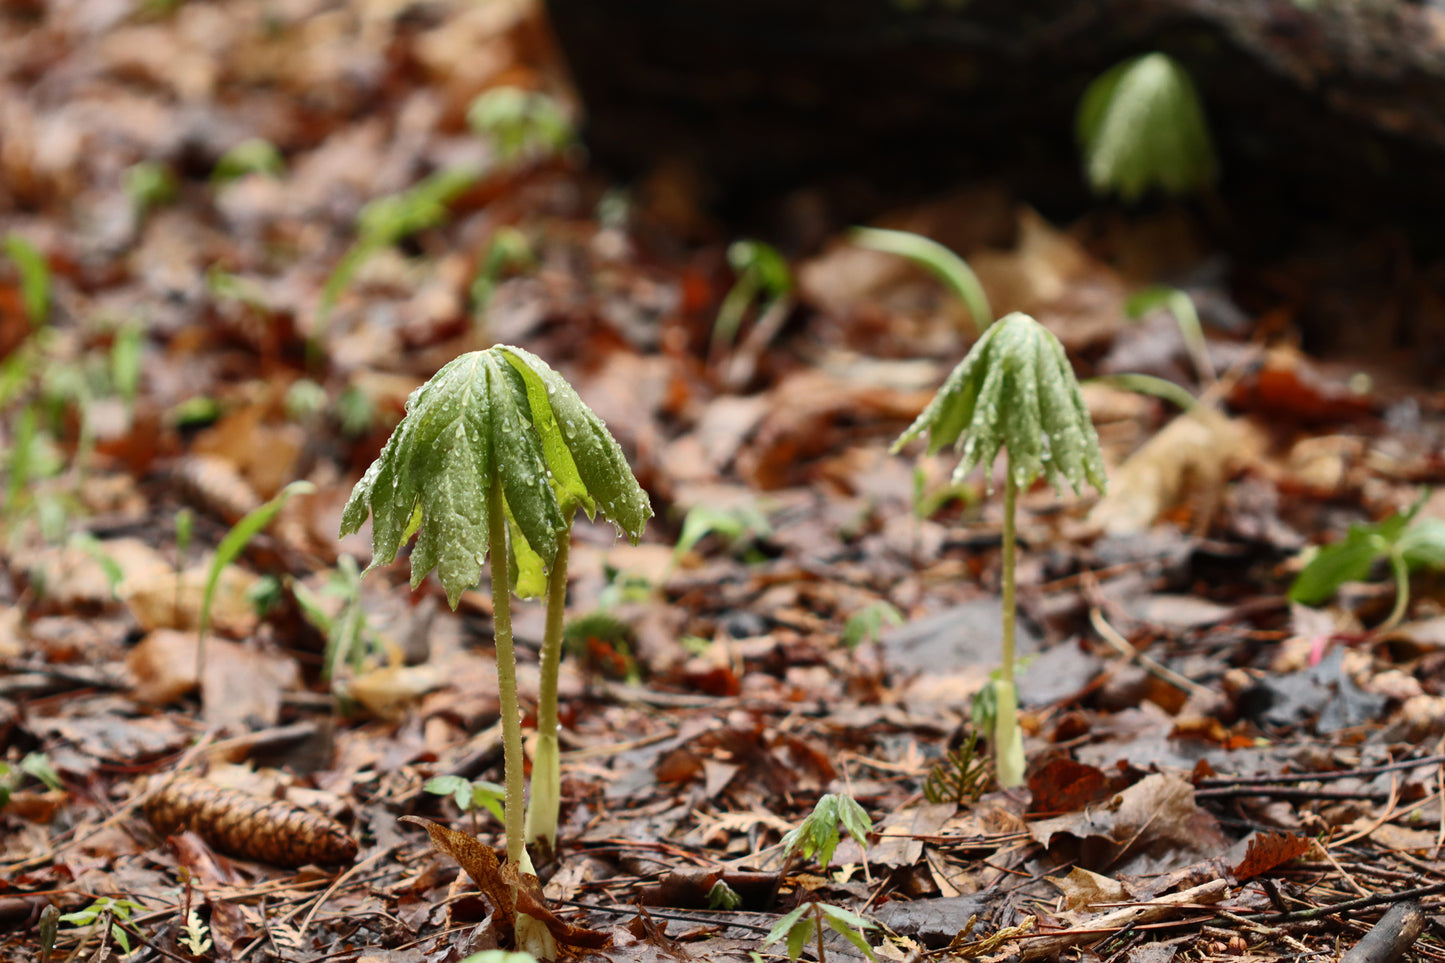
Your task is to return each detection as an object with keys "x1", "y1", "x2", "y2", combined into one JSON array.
[
  {"x1": 1019, "y1": 879, "x2": 1229, "y2": 960},
  {"x1": 1340, "y1": 902, "x2": 1427, "y2": 963}
]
